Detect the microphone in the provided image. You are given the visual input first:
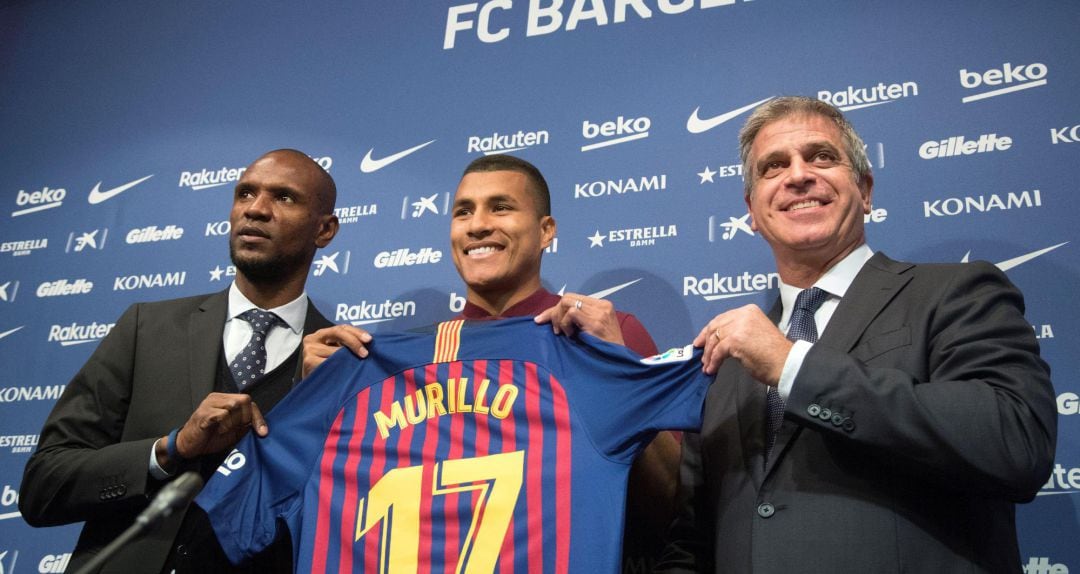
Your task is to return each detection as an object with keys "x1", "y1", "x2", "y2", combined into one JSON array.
[
  {"x1": 72, "y1": 472, "x2": 204, "y2": 574},
  {"x1": 134, "y1": 471, "x2": 204, "y2": 531}
]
